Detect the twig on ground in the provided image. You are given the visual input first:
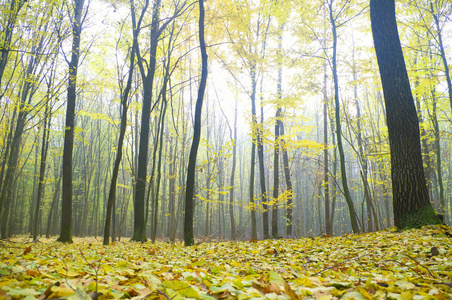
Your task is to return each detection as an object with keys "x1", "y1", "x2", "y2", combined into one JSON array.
[
  {"x1": 311, "y1": 256, "x2": 362, "y2": 277},
  {"x1": 403, "y1": 254, "x2": 437, "y2": 279}
]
